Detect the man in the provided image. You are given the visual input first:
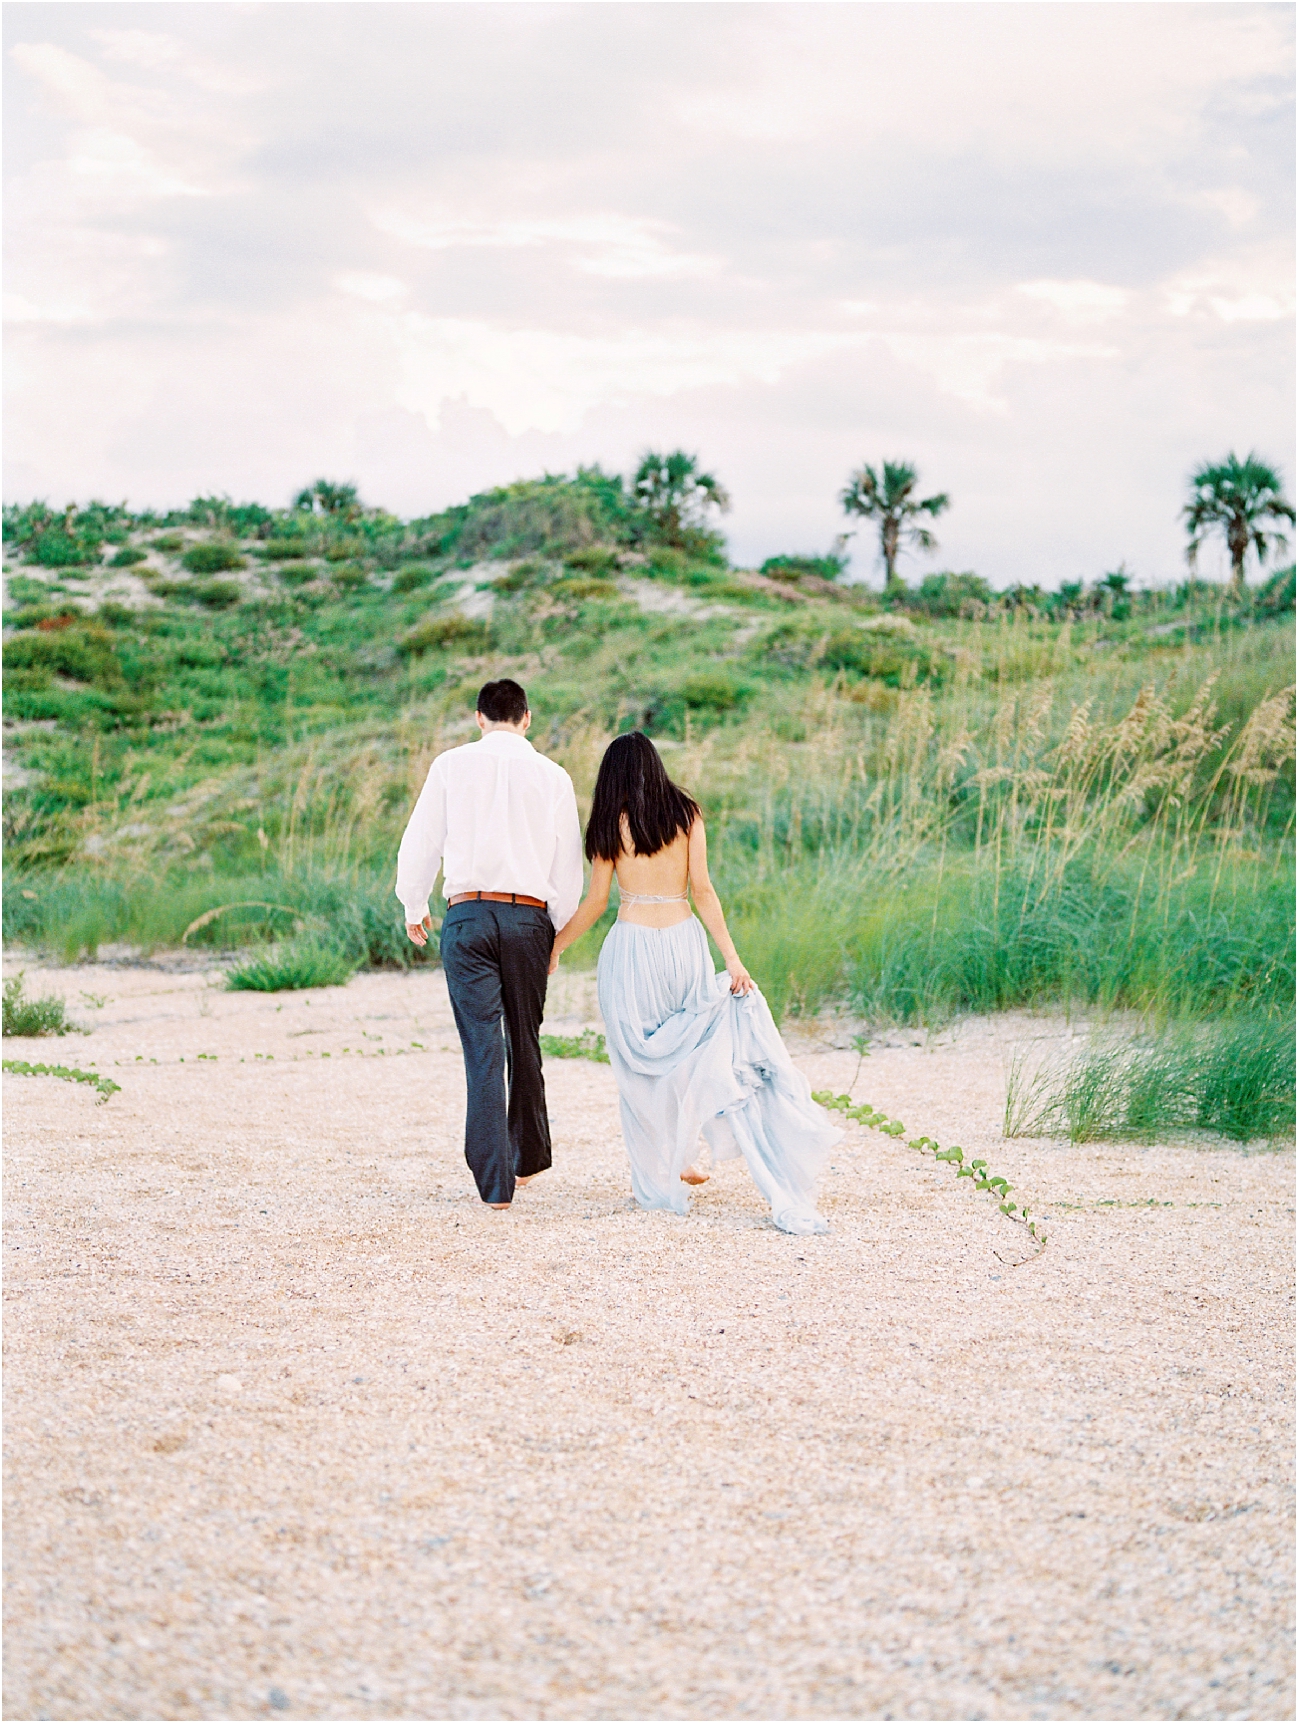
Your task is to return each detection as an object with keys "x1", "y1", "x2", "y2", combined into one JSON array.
[{"x1": 397, "y1": 679, "x2": 583, "y2": 1210}]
